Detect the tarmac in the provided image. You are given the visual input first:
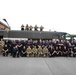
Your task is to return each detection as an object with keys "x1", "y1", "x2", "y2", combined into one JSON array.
[{"x1": 0, "y1": 56, "x2": 76, "y2": 75}]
